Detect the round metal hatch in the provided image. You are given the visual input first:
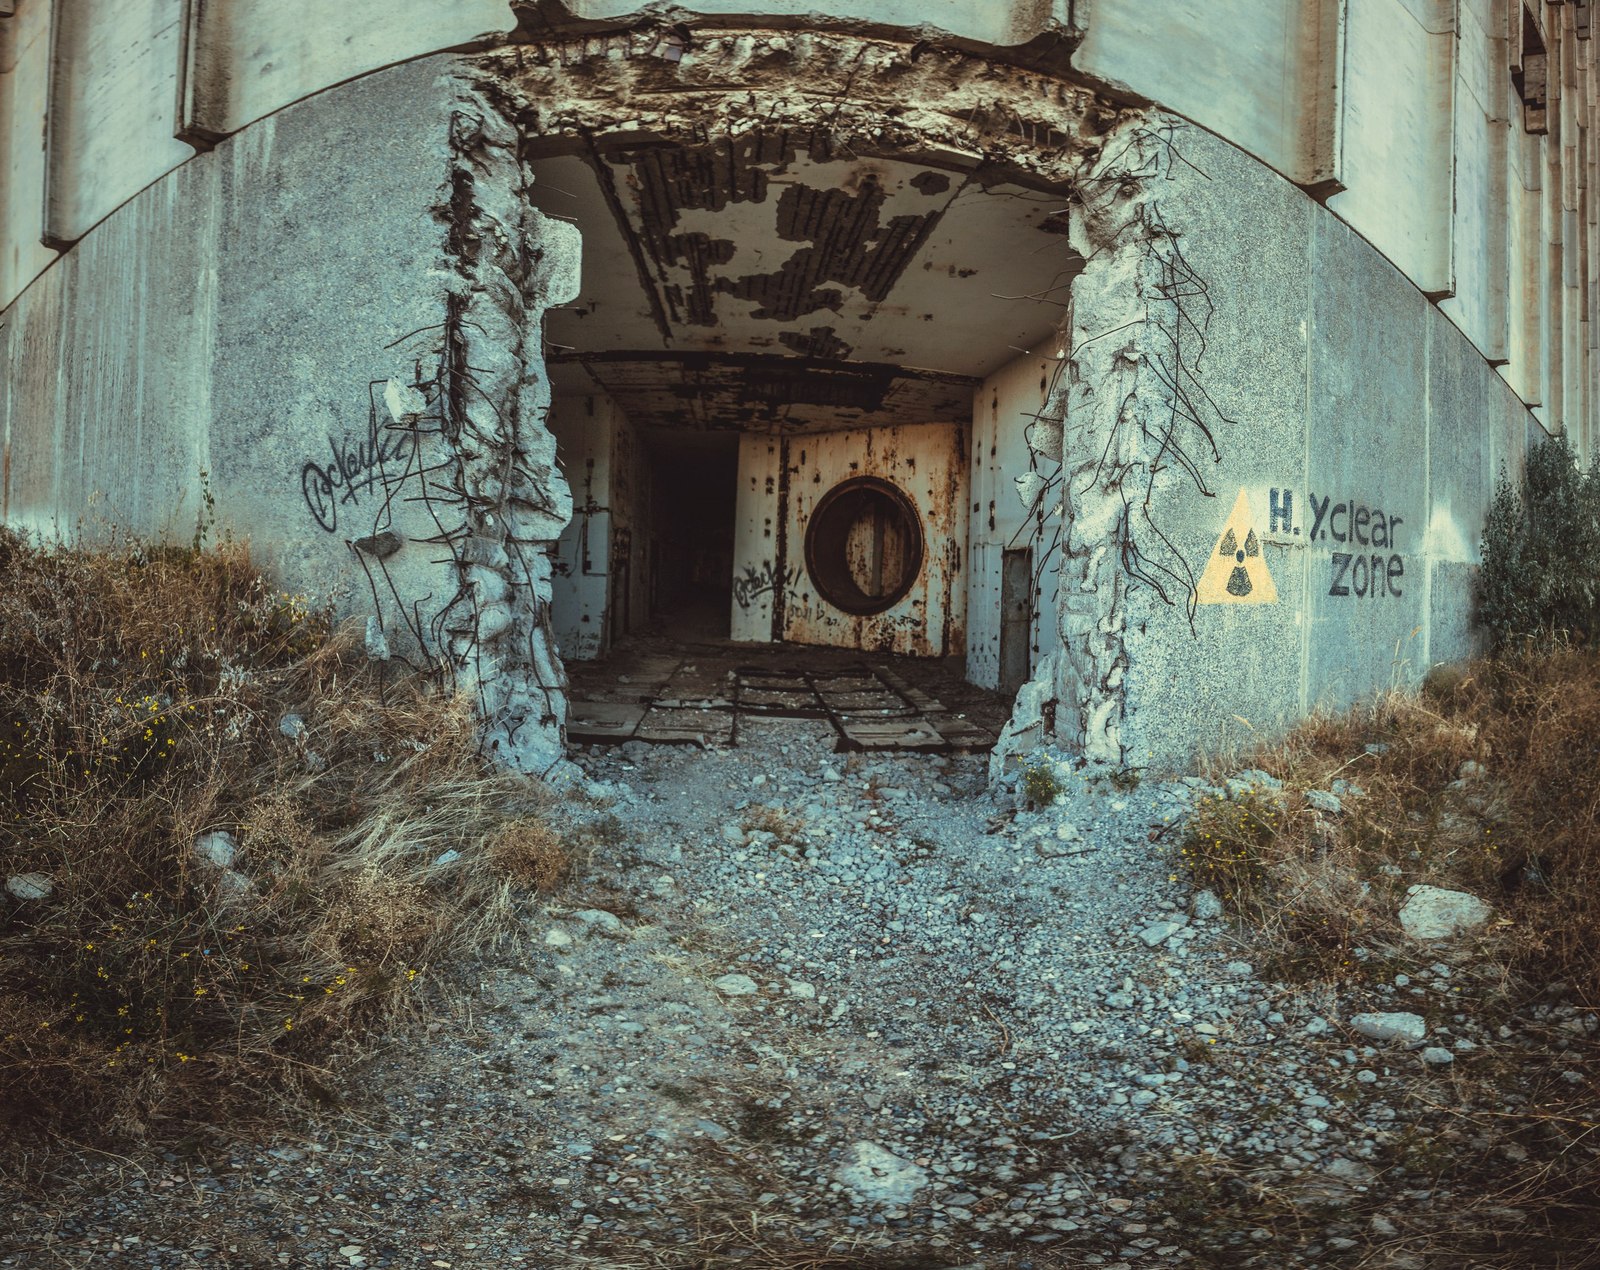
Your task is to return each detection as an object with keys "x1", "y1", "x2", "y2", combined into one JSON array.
[{"x1": 803, "y1": 476, "x2": 925, "y2": 616}]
